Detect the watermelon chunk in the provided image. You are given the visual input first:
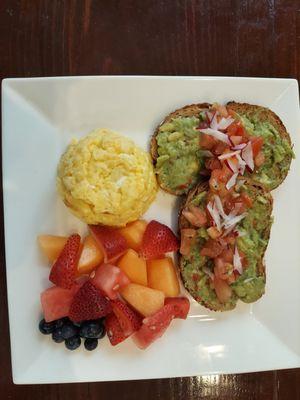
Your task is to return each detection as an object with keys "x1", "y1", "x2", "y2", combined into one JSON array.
[{"x1": 40, "y1": 284, "x2": 81, "y2": 322}]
